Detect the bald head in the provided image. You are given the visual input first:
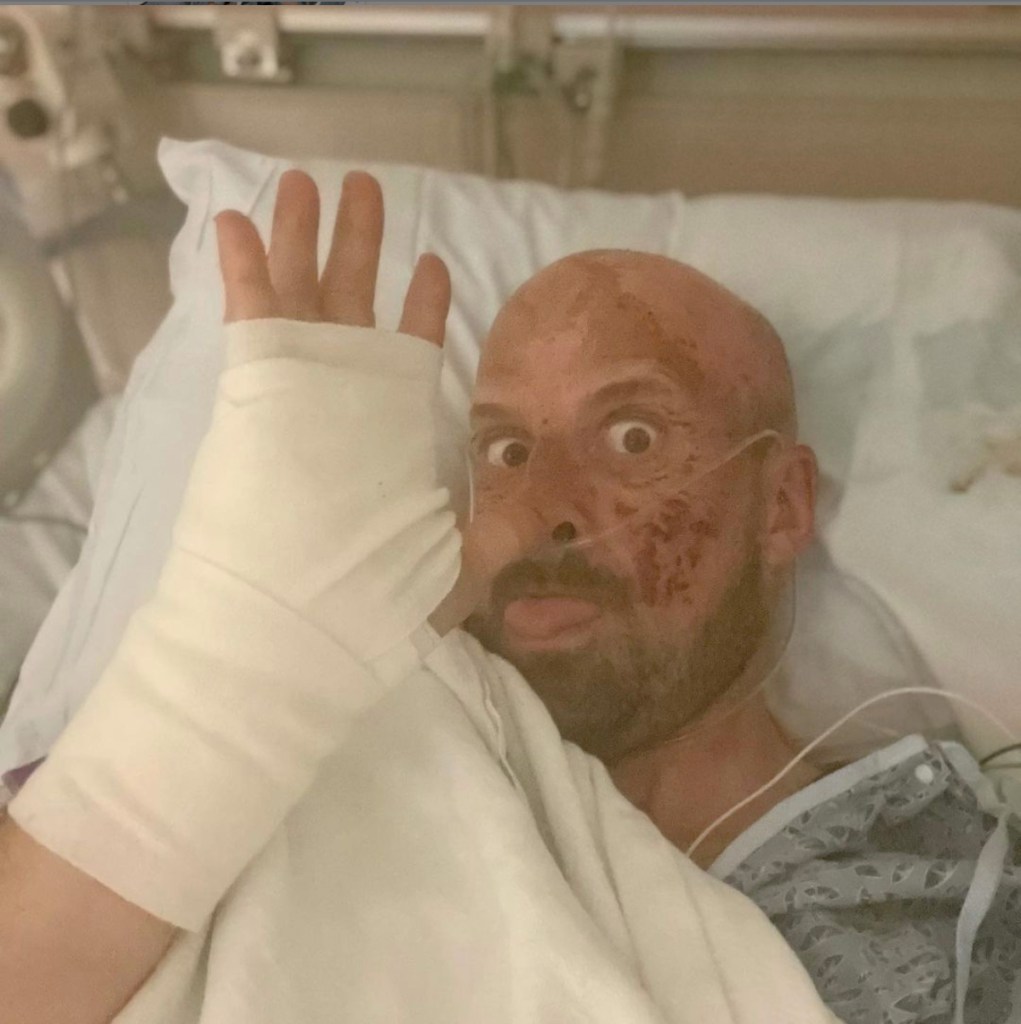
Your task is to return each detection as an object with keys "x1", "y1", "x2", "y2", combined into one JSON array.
[{"x1": 481, "y1": 249, "x2": 796, "y2": 439}]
